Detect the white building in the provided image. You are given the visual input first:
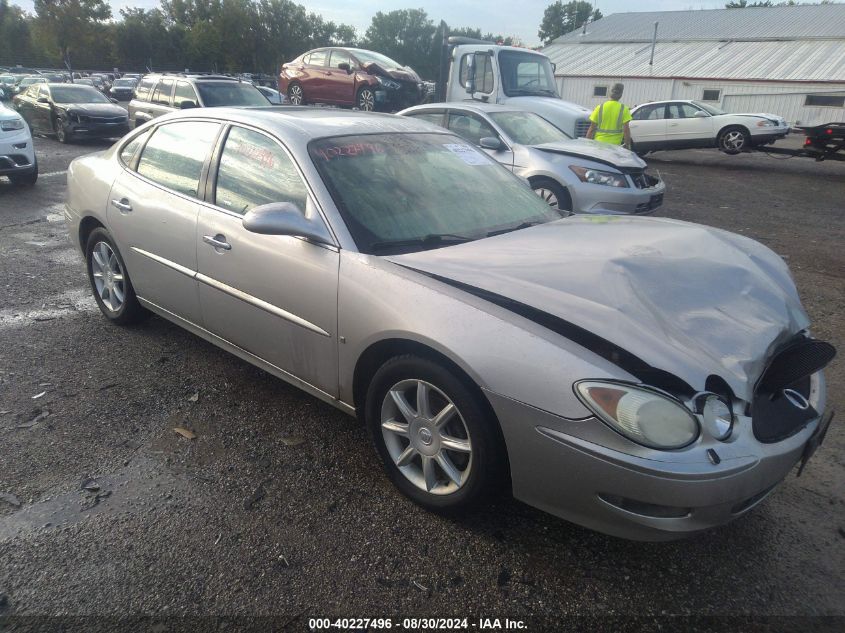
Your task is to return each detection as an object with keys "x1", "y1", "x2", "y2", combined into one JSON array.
[{"x1": 542, "y1": 5, "x2": 845, "y2": 126}]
